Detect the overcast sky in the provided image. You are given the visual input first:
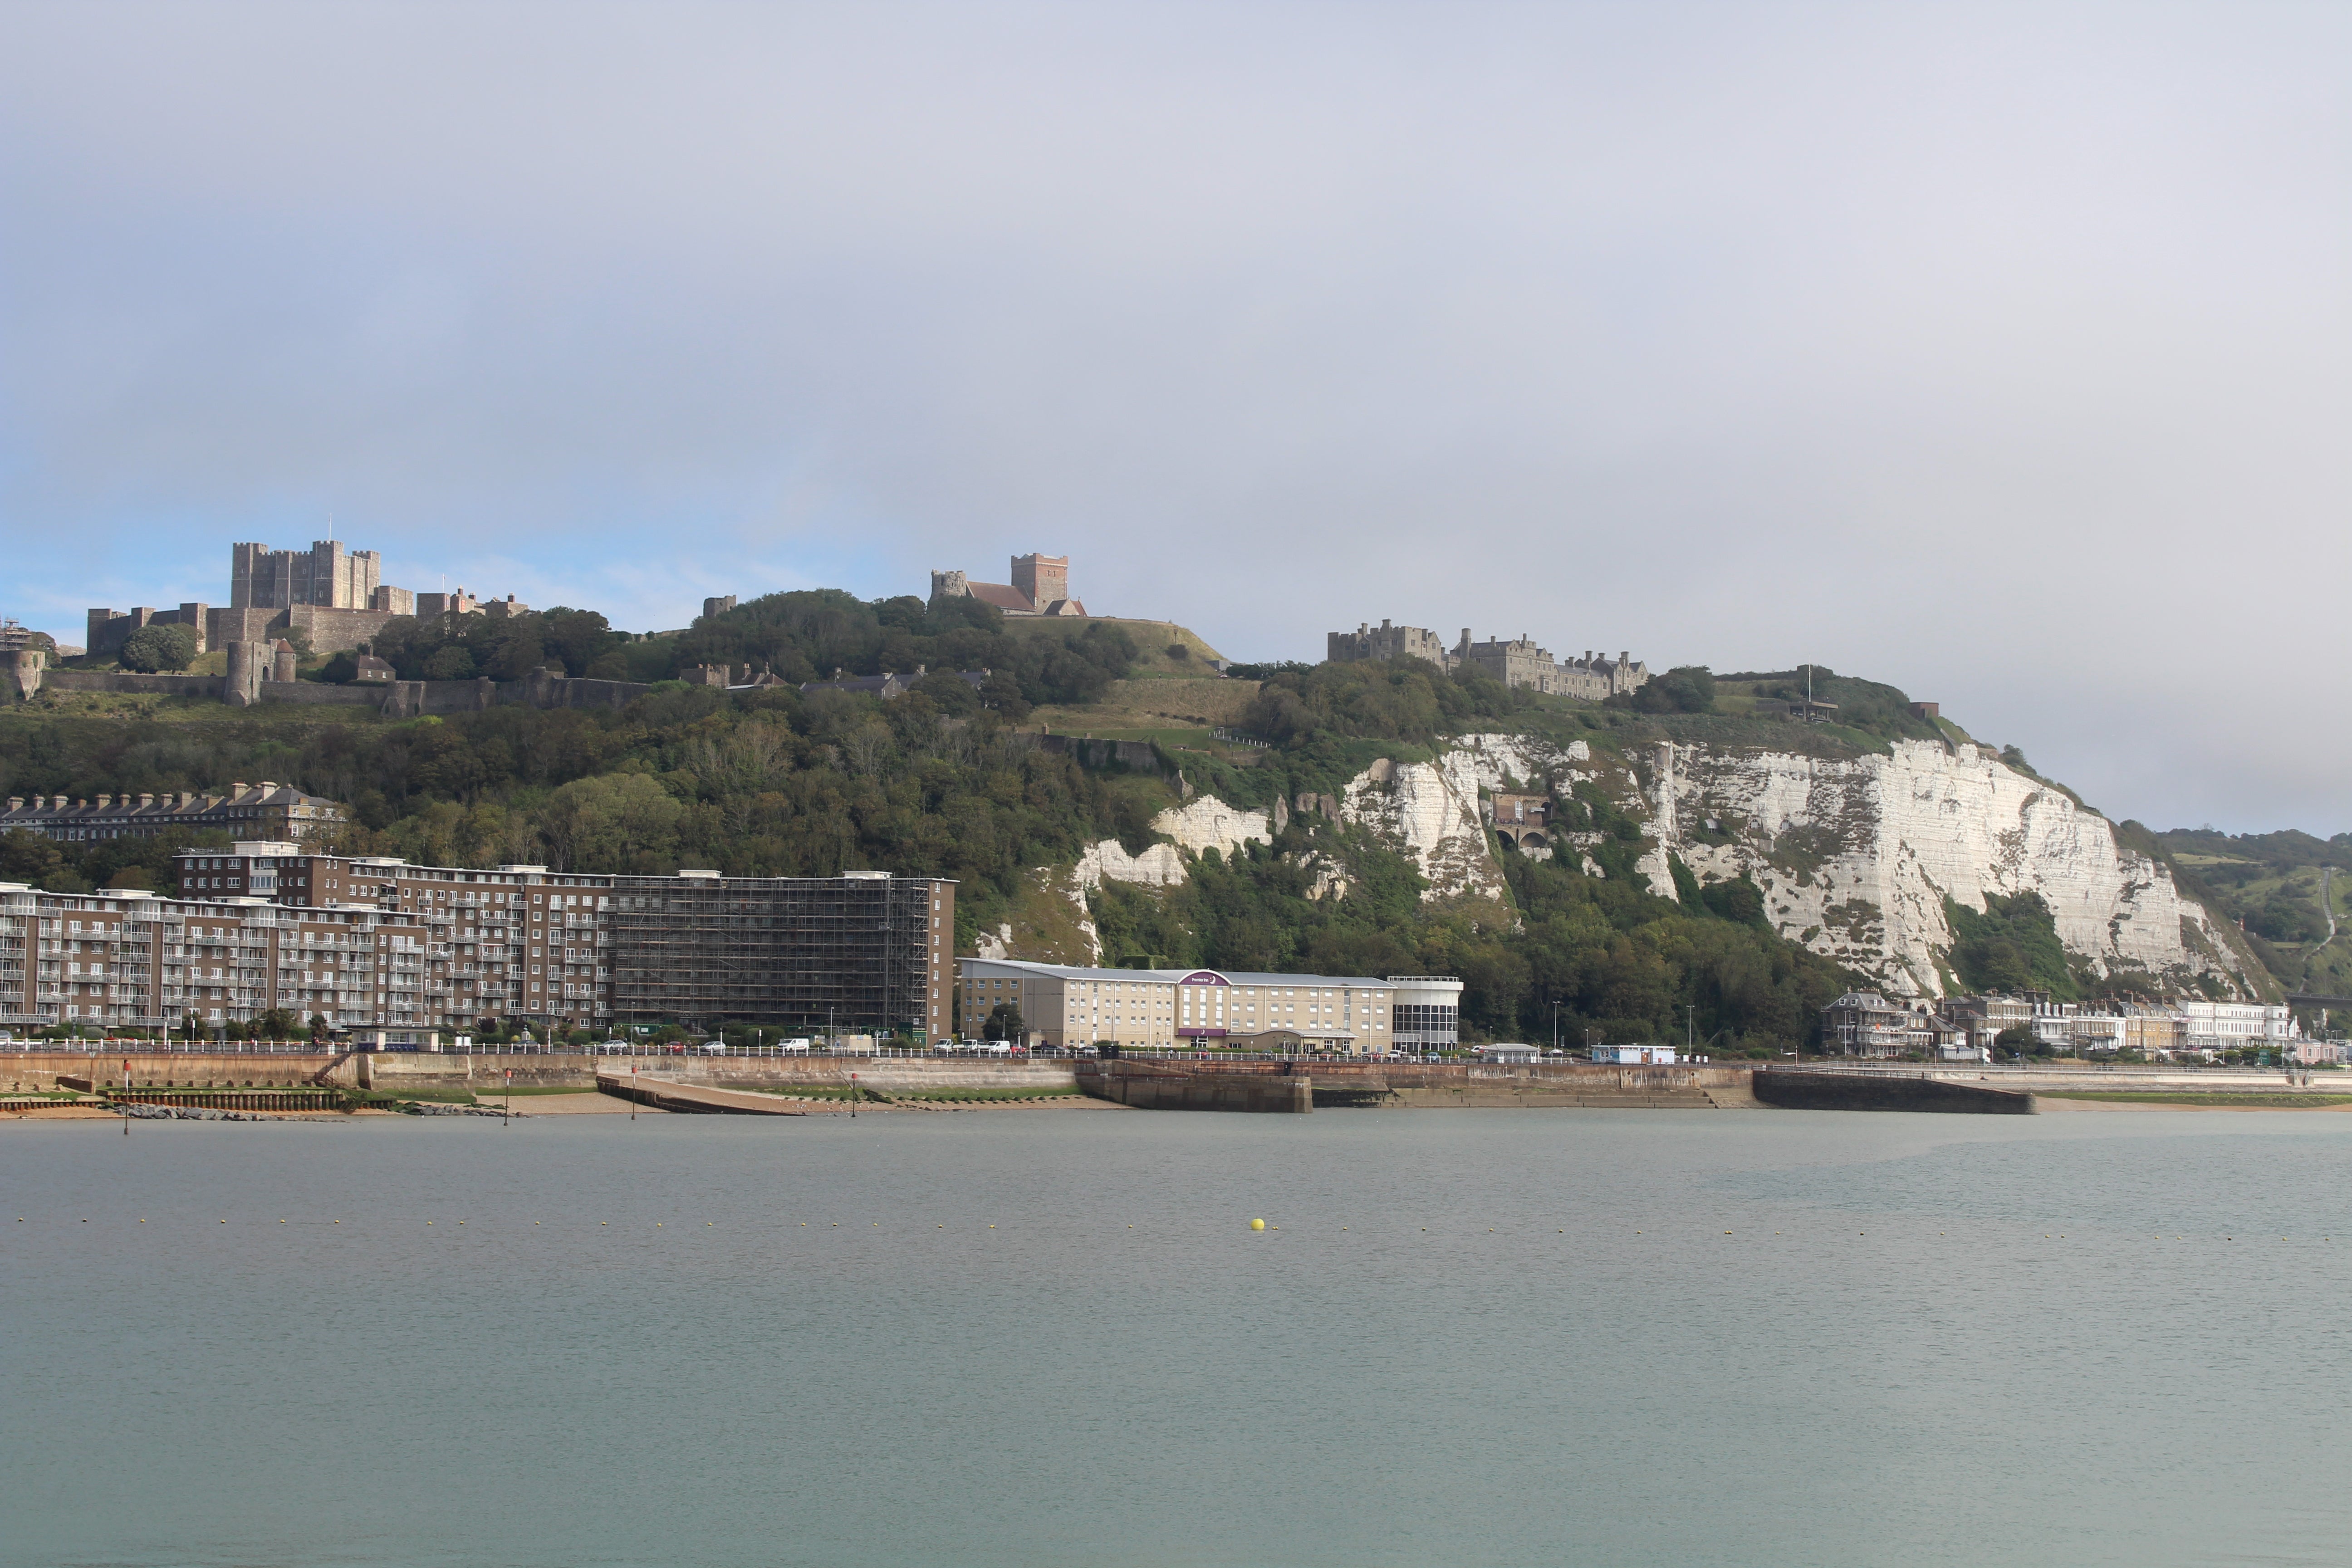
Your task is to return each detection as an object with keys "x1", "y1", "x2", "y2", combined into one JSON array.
[{"x1": 3, "y1": 2, "x2": 2346, "y2": 833}]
